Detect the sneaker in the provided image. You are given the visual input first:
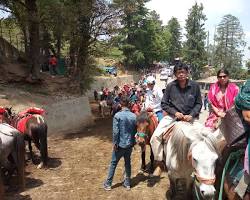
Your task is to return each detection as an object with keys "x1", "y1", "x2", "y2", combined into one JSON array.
[
  {"x1": 103, "y1": 183, "x2": 111, "y2": 191},
  {"x1": 123, "y1": 185, "x2": 131, "y2": 190}
]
